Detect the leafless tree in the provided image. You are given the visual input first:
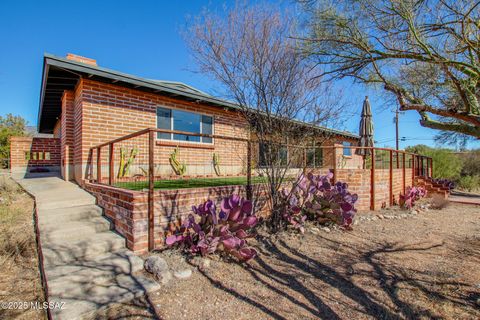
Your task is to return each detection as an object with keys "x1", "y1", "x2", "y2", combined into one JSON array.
[
  {"x1": 302, "y1": 0, "x2": 480, "y2": 143},
  {"x1": 184, "y1": 3, "x2": 345, "y2": 231}
]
